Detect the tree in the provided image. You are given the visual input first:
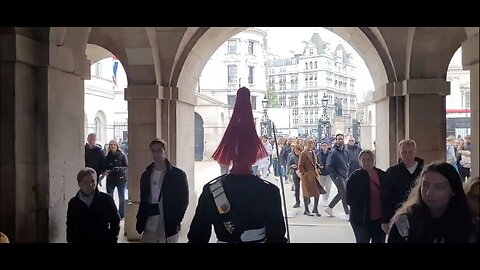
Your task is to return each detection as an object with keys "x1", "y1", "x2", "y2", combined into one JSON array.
[{"x1": 267, "y1": 83, "x2": 280, "y2": 108}]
